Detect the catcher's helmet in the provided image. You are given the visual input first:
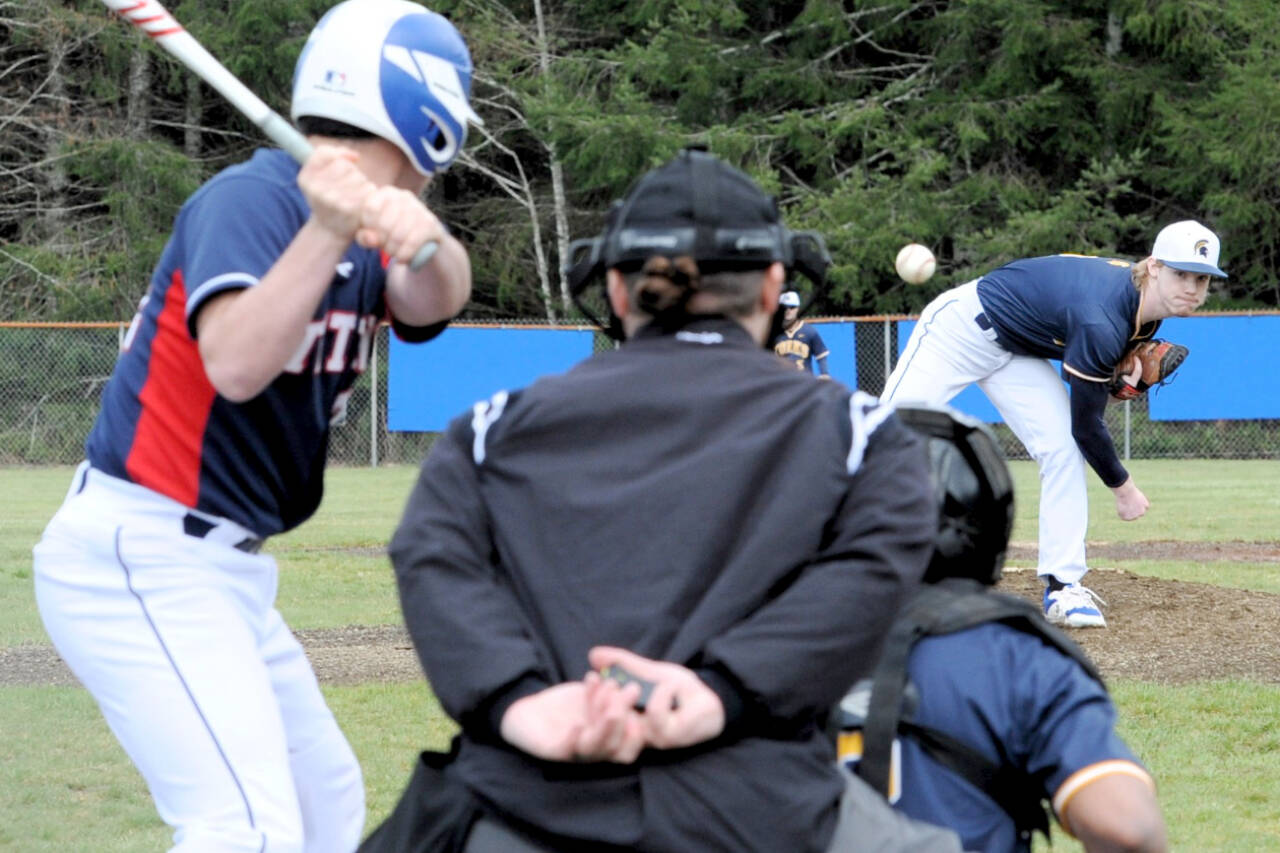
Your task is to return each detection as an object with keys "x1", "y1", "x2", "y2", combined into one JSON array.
[
  {"x1": 894, "y1": 404, "x2": 1014, "y2": 586},
  {"x1": 291, "y1": 0, "x2": 482, "y2": 175},
  {"x1": 563, "y1": 146, "x2": 831, "y2": 340}
]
